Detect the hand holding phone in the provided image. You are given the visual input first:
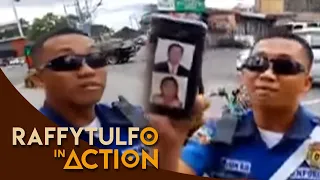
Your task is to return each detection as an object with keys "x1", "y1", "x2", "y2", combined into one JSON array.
[{"x1": 146, "y1": 13, "x2": 207, "y2": 120}]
